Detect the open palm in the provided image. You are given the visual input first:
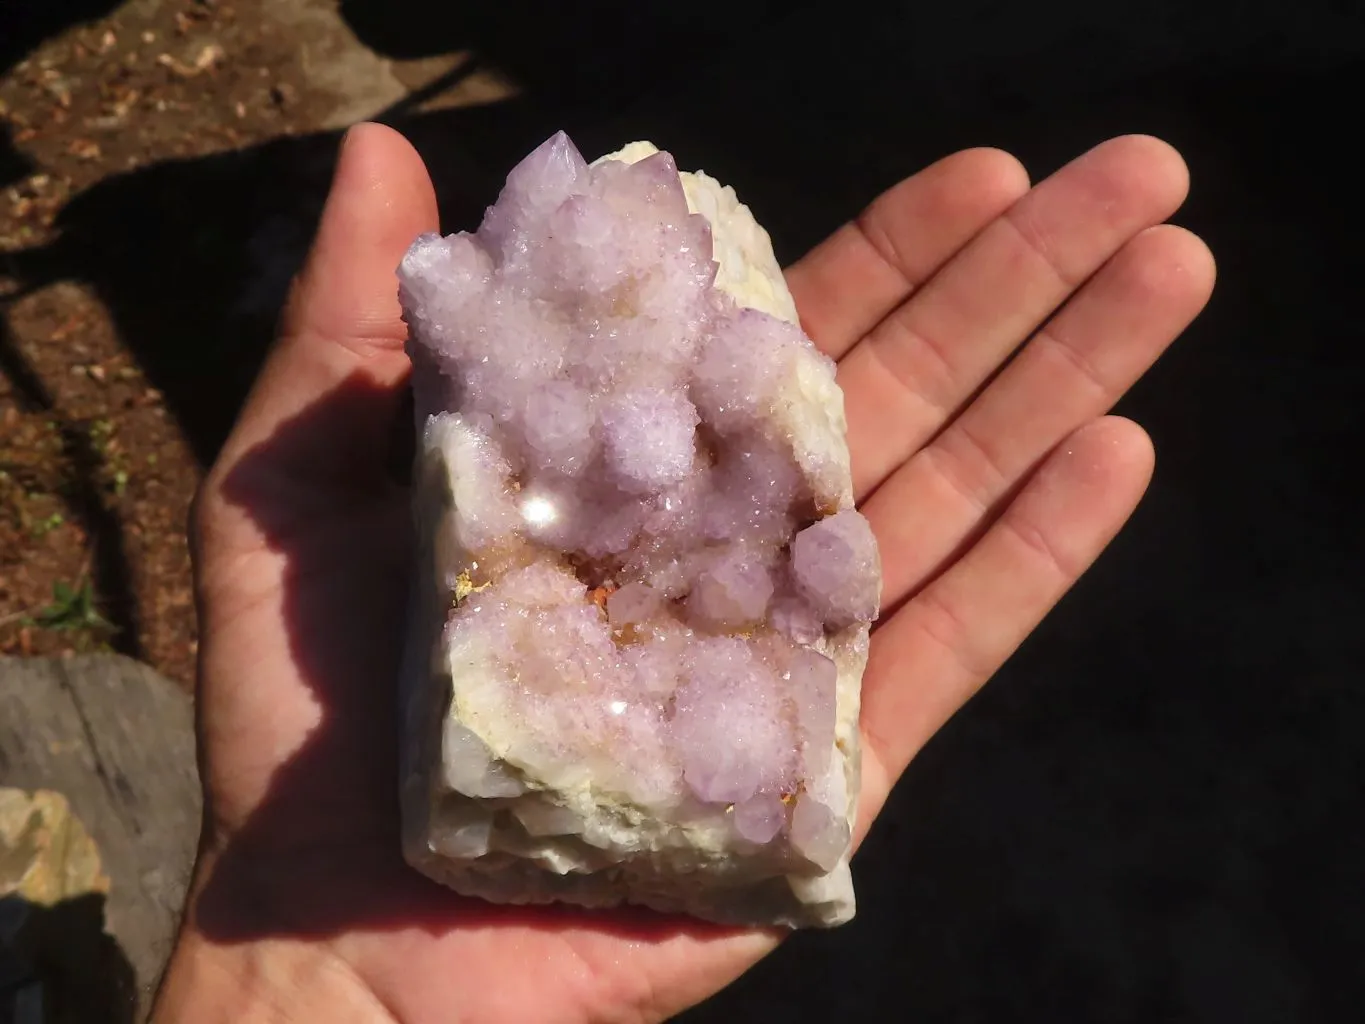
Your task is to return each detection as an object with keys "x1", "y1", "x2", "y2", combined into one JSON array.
[{"x1": 155, "y1": 124, "x2": 1213, "y2": 1023}]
